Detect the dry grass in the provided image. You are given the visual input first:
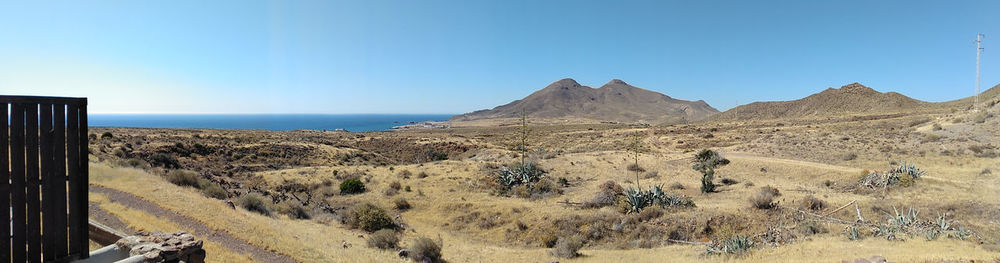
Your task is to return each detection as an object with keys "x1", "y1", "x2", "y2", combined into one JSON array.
[
  {"x1": 88, "y1": 192, "x2": 254, "y2": 263},
  {"x1": 90, "y1": 164, "x2": 400, "y2": 262},
  {"x1": 87, "y1": 107, "x2": 1000, "y2": 262}
]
